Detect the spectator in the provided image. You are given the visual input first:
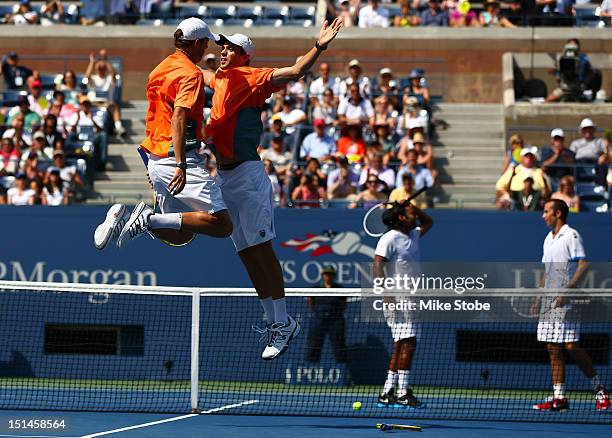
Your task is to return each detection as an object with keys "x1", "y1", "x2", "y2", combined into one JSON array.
[
  {"x1": 359, "y1": 152, "x2": 395, "y2": 191},
  {"x1": 80, "y1": 0, "x2": 105, "y2": 25},
  {"x1": 56, "y1": 70, "x2": 83, "y2": 105},
  {"x1": 514, "y1": 176, "x2": 544, "y2": 211},
  {"x1": 85, "y1": 51, "x2": 126, "y2": 136},
  {"x1": 496, "y1": 146, "x2": 551, "y2": 203},
  {"x1": 327, "y1": 155, "x2": 359, "y2": 200},
  {"x1": 0, "y1": 138, "x2": 20, "y2": 196},
  {"x1": 263, "y1": 159, "x2": 285, "y2": 207},
  {"x1": 29, "y1": 178, "x2": 43, "y2": 205},
  {"x1": 306, "y1": 265, "x2": 347, "y2": 364},
  {"x1": 420, "y1": 0, "x2": 449, "y2": 26},
  {"x1": 396, "y1": 149, "x2": 434, "y2": 190},
  {"x1": 5, "y1": 0, "x2": 40, "y2": 25},
  {"x1": 68, "y1": 95, "x2": 108, "y2": 169},
  {"x1": 260, "y1": 135, "x2": 292, "y2": 178},
  {"x1": 6, "y1": 172, "x2": 35, "y2": 205},
  {"x1": 398, "y1": 132, "x2": 435, "y2": 175},
  {"x1": 337, "y1": 123, "x2": 367, "y2": 163},
  {"x1": 501, "y1": 134, "x2": 525, "y2": 173},
  {"x1": 260, "y1": 116, "x2": 286, "y2": 150},
  {"x1": 2, "y1": 114, "x2": 31, "y2": 150},
  {"x1": 291, "y1": 174, "x2": 326, "y2": 208},
  {"x1": 40, "y1": 114, "x2": 64, "y2": 149},
  {"x1": 40, "y1": 0, "x2": 65, "y2": 25},
  {"x1": 394, "y1": 1, "x2": 420, "y2": 27},
  {"x1": 27, "y1": 79, "x2": 50, "y2": 118},
  {"x1": 7, "y1": 95, "x2": 41, "y2": 133},
  {"x1": 540, "y1": 129, "x2": 575, "y2": 179},
  {"x1": 374, "y1": 68, "x2": 399, "y2": 107},
  {"x1": 551, "y1": 175, "x2": 580, "y2": 213},
  {"x1": 358, "y1": 0, "x2": 390, "y2": 28},
  {"x1": 338, "y1": 83, "x2": 374, "y2": 127},
  {"x1": 373, "y1": 125, "x2": 396, "y2": 161},
  {"x1": 274, "y1": 96, "x2": 306, "y2": 136},
  {"x1": 601, "y1": 0, "x2": 612, "y2": 17},
  {"x1": 22, "y1": 152, "x2": 45, "y2": 184},
  {"x1": 301, "y1": 119, "x2": 336, "y2": 161},
  {"x1": 407, "y1": 69, "x2": 431, "y2": 110},
  {"x1": 370, "y1": 95, "x2": 397, "y2": 130},
  {"x1": 302, "y1": 157, "x2": 328, "y2": 186},
  {"x1": 330, "y1": 0, "x2": 360, "y2": 27},
  {"x1": 570, "y1": 118, "x2": 609, "y2": 187},
  {"x1": 140, "y1": 0, "x2": 174, "y2": 19},
  {"x1": 20, "y1": 131, "x2": 53, "y2": 168},
  {"x1": 447, "y1": 0, "x2": 480, "y2": 27},
  {"x1": 538, "y1": 0, "x2": 570, "y2": 15},
  {"x1": 339, "y1": 59, "x2": 371, "y2": 99},
  {"x1": 309, "y1": 63, "x2": 340, "y2": 105},
  {"x1": 479, "y1": 0, "x2": 516, "y2": 27},
  {"x1": 349, "y1": 175, "x2": 388, "y2": 208},
  {"x1": 389, "y1": 172, "x2": 428, "y2": 208},
  {"x1": 397, "y1": 94, "x2": 428, "y2": 137},
  {"x1": 312, "y1": 88, "x2": 338, "y2": 129},
  {"x1": 46, "y1": 91, "x2": 76, "y2": 133},
  {"x1": 203, "y1": 53, "x2": 218, "y2": 72},
  {"x1": 1, "y1": 51, "x2": 33, "y2": 89},
  {"x1": 44, "y1": 151, "x2": 83, "y2": 200}
]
